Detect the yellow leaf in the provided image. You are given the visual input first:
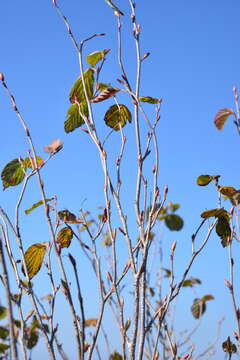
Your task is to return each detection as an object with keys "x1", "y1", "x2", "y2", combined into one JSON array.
[
  {"x1": 57, "y1": 227, "x2": 73, "y2": 248},
  {"x1": 24, "y1": 156, "x2": 44, "y2": 169},
  {"x1": 84, "y1": 318, "x2": 97, "y2": 327},
  {"x1": 23, "y1": 243, "x2": 46, "y2": 280}
]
